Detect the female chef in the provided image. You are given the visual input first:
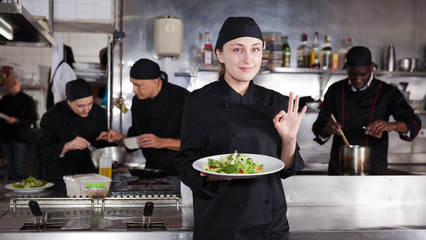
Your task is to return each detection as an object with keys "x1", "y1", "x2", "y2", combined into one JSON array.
[{"x1": 175, "y1": 17, "x2": 306, "y2": 240}]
